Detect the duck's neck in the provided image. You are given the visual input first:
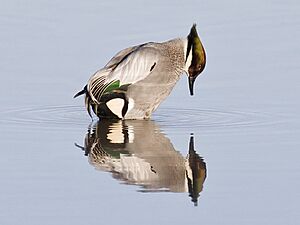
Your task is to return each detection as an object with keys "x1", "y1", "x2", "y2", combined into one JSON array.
[{"x1": 163, "y1": 38, "x2": 187, "y2": 76}]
